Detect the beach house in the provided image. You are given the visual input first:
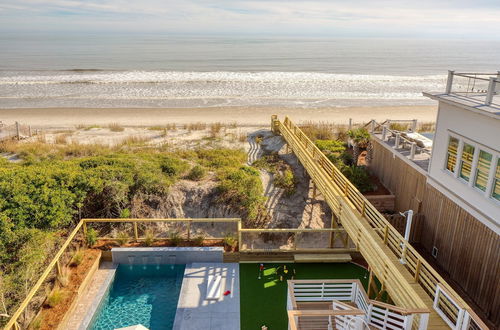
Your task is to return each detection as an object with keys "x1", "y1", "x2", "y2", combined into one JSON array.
[{"x1": 369, "y1": 71, "x2": 499, "y2": 328}]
